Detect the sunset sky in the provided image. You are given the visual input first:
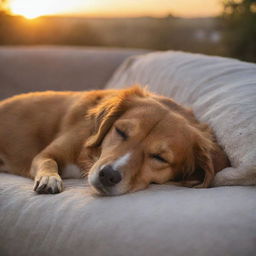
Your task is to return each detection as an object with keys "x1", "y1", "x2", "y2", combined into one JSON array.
[{"x1": 8, "y1": 0, "x2": 222, "y2": 19}]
